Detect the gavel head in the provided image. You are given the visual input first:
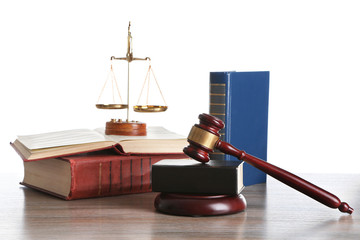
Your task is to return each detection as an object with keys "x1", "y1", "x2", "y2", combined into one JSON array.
[{"x1": 183, "y1": 113, "x2": 225, "y2": 163}]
